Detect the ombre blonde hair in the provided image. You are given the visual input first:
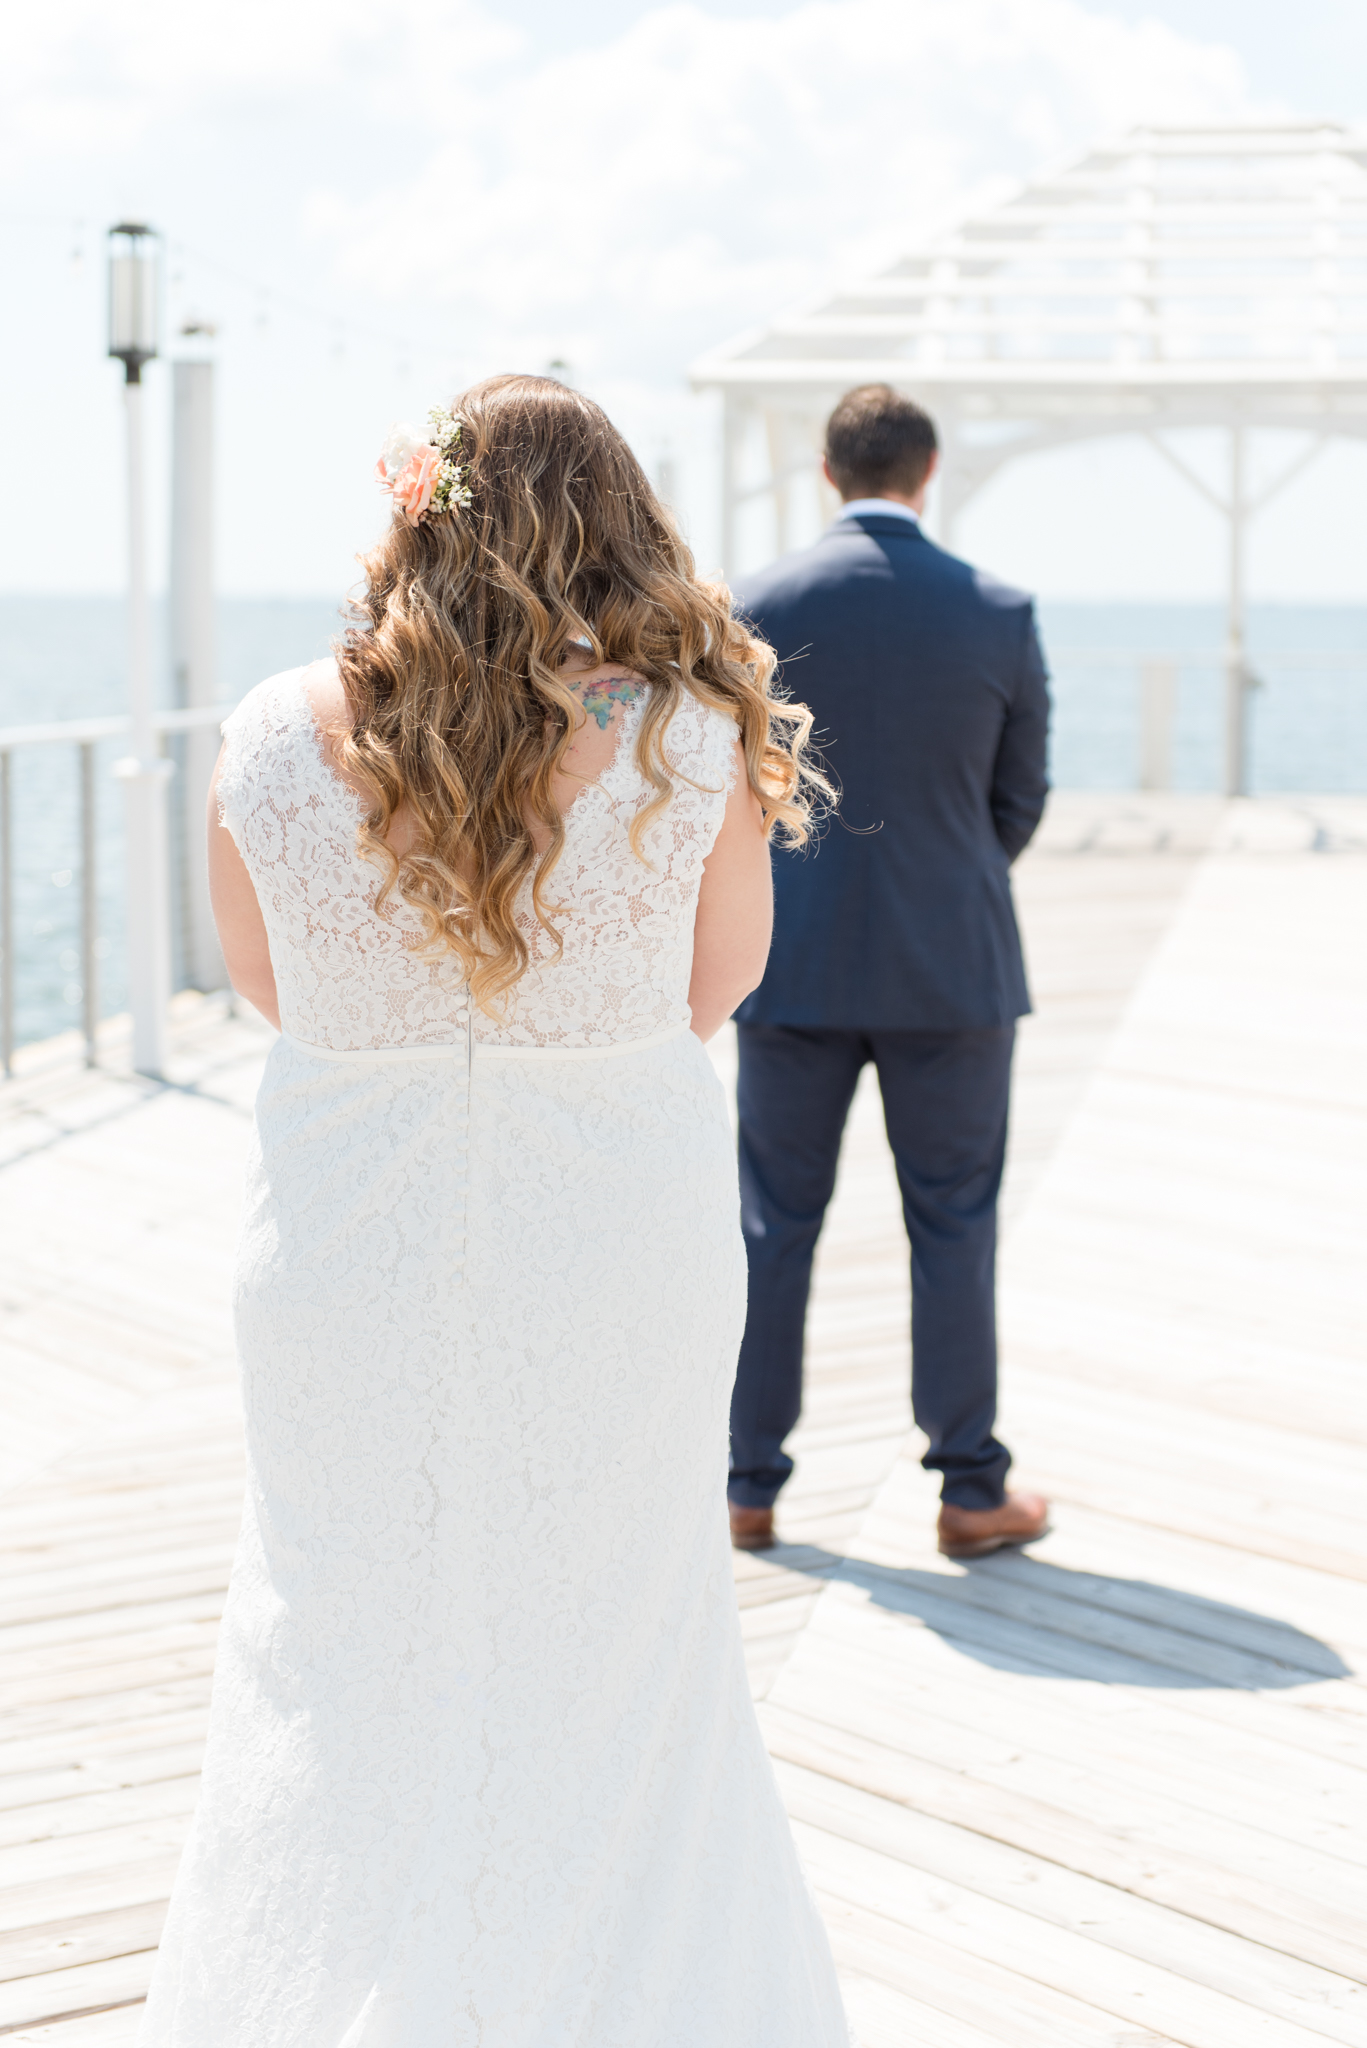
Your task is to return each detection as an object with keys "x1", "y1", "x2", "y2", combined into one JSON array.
[{"x1": 335, "y1": 373, "x2": 826, "y2": 1007}]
